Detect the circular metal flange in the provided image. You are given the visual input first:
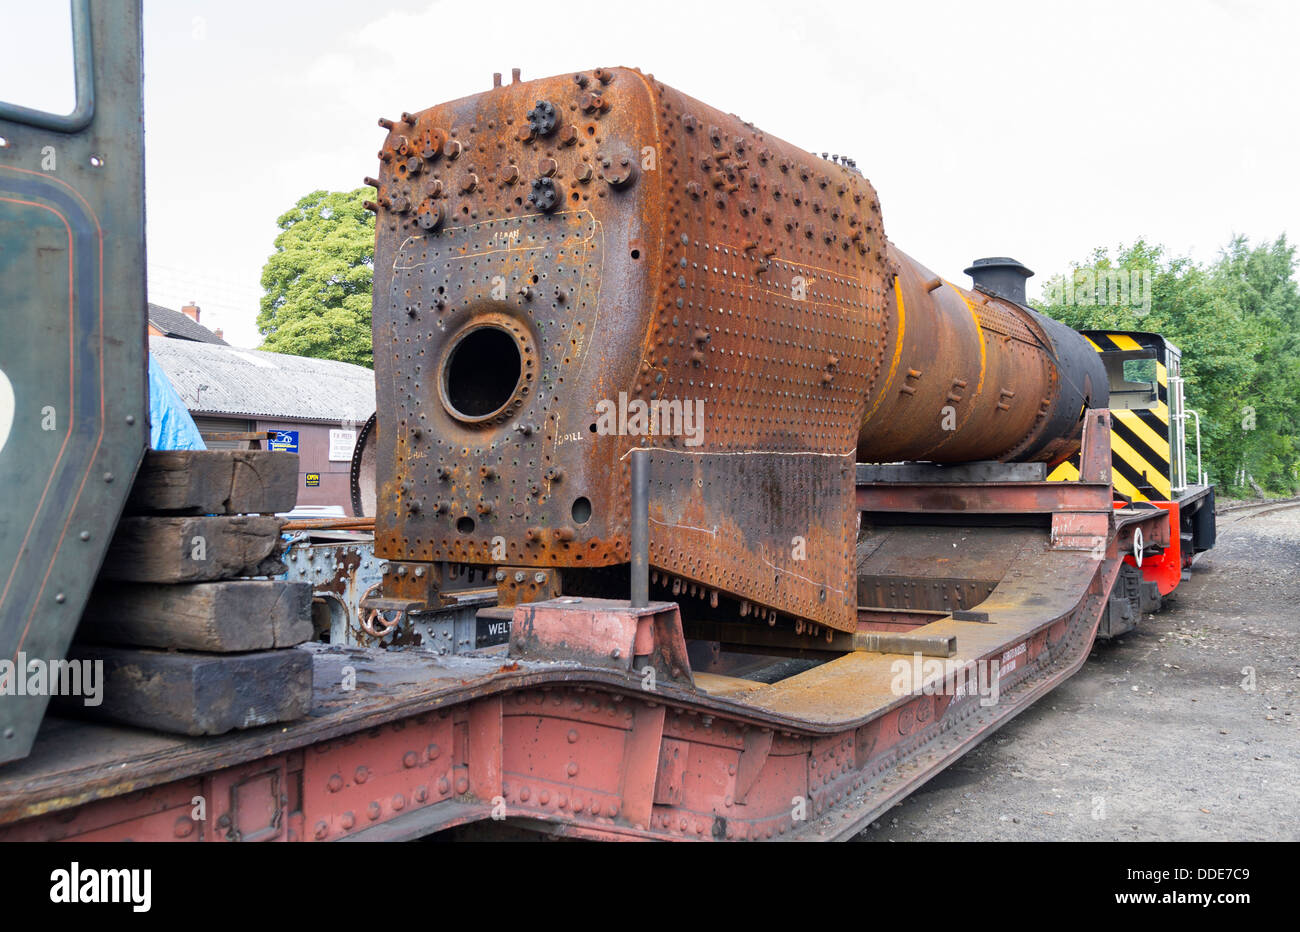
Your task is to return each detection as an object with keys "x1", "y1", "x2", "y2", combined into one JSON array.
[
  {"x1": 349, "y1": 412, "x2": 378, "y2": 517},
  {"x1": 527, "y1": 176, "x2": 562, "y2": 212},
  {"x1": 526, "y1": 99, "x2": 558, "y2": 136},
  {"x1": 437, "y1": 314, "x2": 536, "y2": 427}
]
